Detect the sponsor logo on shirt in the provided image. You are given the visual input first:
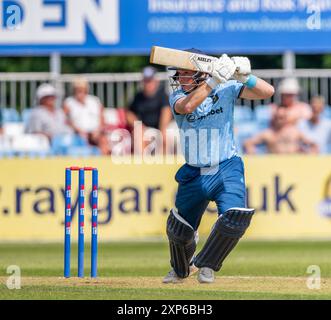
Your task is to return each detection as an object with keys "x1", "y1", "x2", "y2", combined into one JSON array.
[{"x1": 186, "y1": 107, "x2": 223, "y2": 122}]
